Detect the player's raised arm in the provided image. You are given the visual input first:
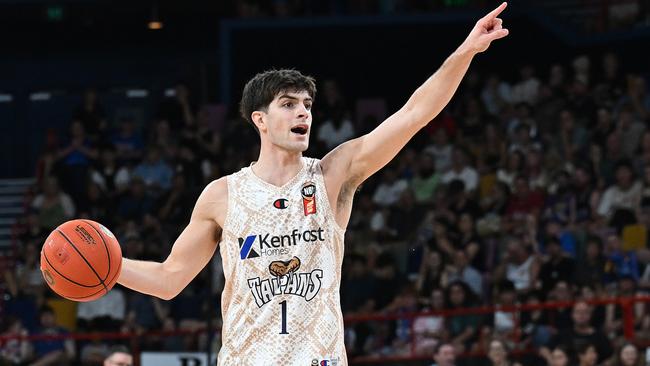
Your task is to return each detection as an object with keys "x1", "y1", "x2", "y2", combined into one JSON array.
[
  {"x1": 117, "y1": 178, "x2": 226, "y2": 300},
  {"x1": 327, "y1": 2, "x2": 509, "y2": 186}
]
